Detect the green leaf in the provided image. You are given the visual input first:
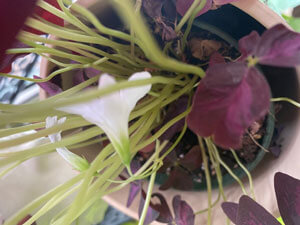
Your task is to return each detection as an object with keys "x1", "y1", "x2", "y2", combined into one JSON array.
[
  {"x1": 76, "y1": 199, "x2": 108, "y2": 225},
  {"x1": 282, "y1": 14, "x2": 300, "y2": 32}
]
